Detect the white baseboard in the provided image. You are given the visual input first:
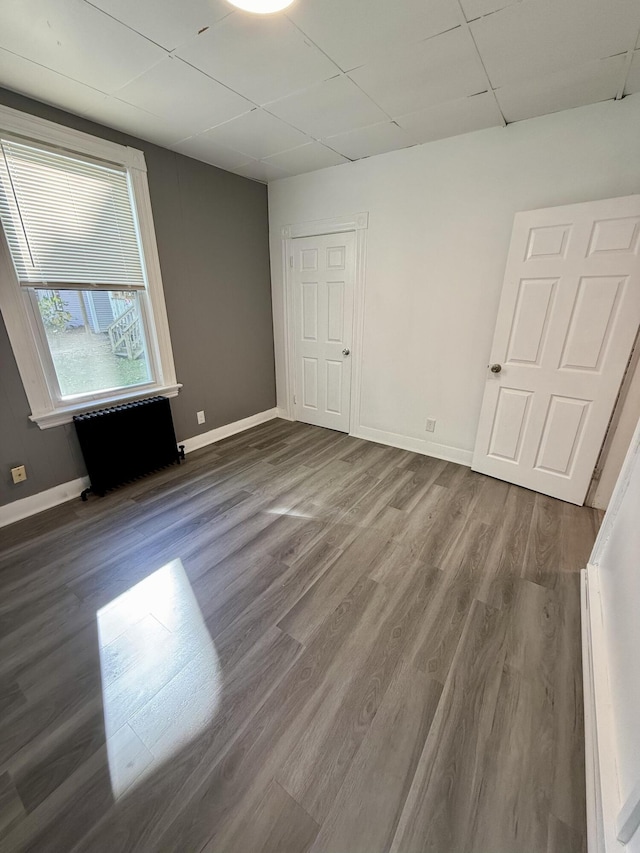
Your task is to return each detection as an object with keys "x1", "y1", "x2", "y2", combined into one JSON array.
[
  {"x1": 0, "y1": 476, "x2": 90, "y2": 529},
  {"x1": 352, "y1": 424, "x2": 473, "y2": 466},
  {"x1": 0, "y1": 407, "x2": 284, "y2": 529},
  {"x1": 179, "y1": 407, "x2": 280, "y2": 454}
]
